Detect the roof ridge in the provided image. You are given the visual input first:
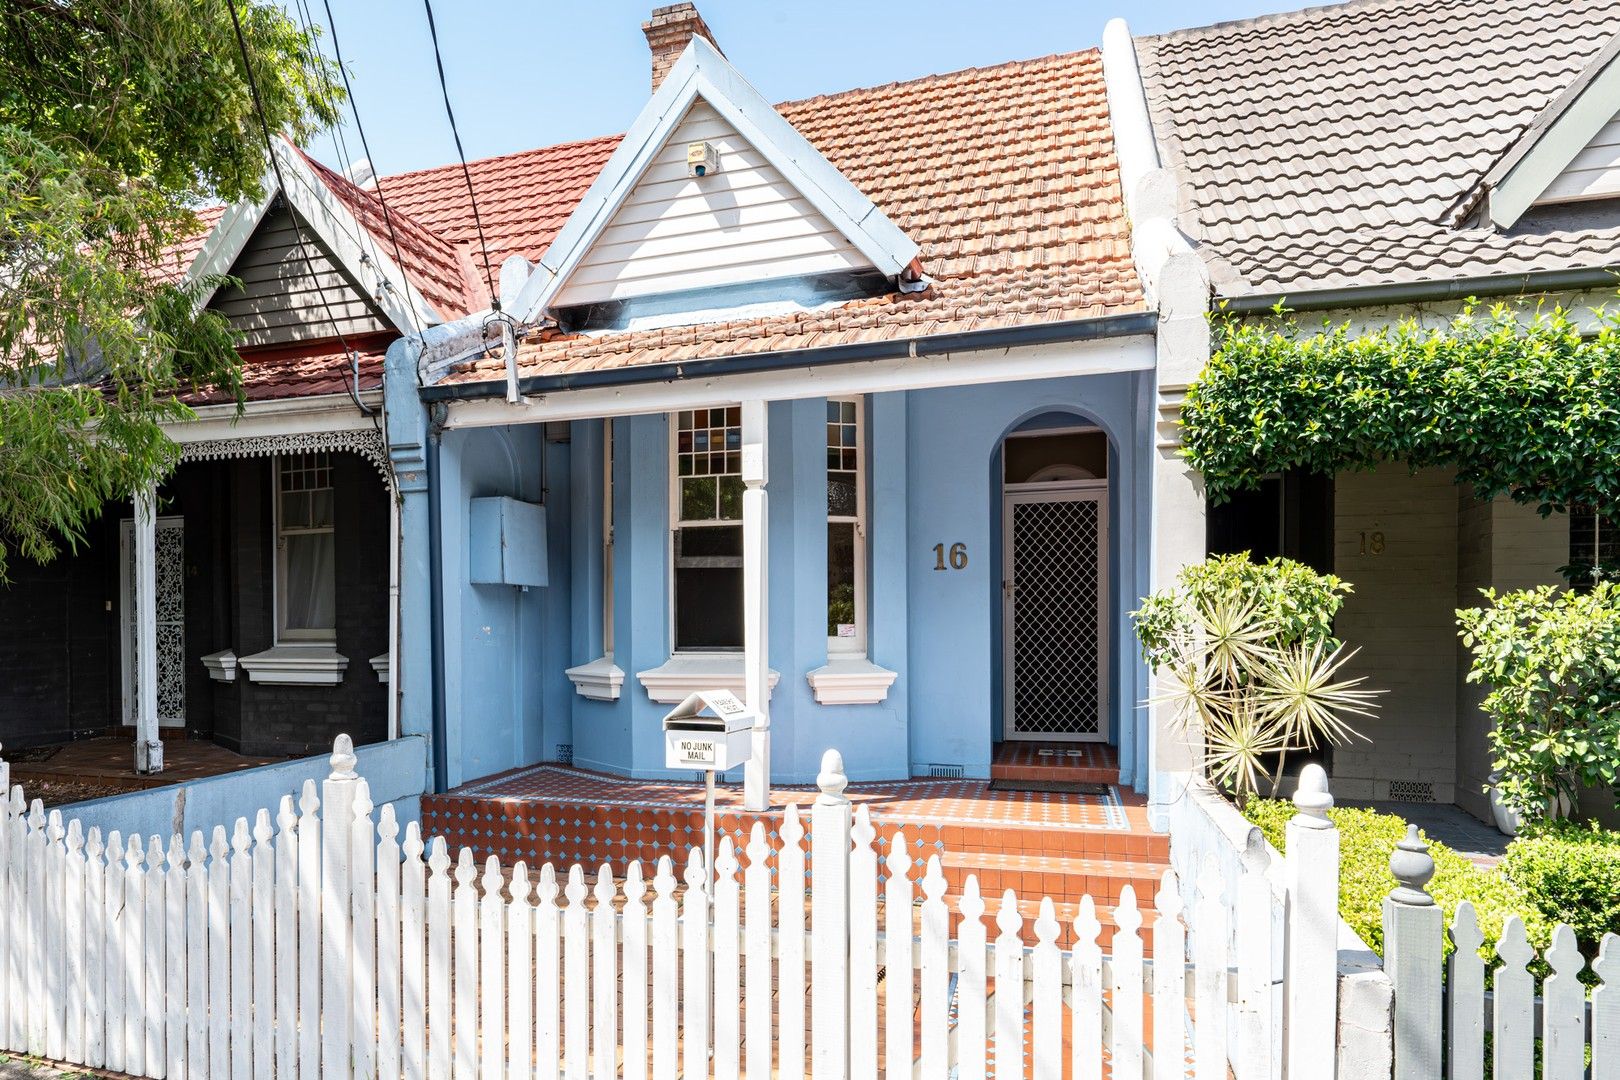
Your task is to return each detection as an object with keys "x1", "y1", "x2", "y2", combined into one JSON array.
[{"x1": 1141, "y1": 0, "x2": 1444, "y2": 46}]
